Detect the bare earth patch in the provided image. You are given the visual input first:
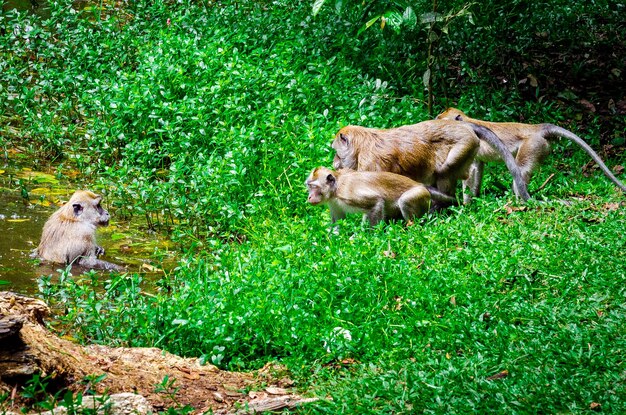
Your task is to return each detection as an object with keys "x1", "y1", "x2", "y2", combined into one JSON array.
[{"x1": 0, "y1": 292, "x2": 317, "y2": 414}]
